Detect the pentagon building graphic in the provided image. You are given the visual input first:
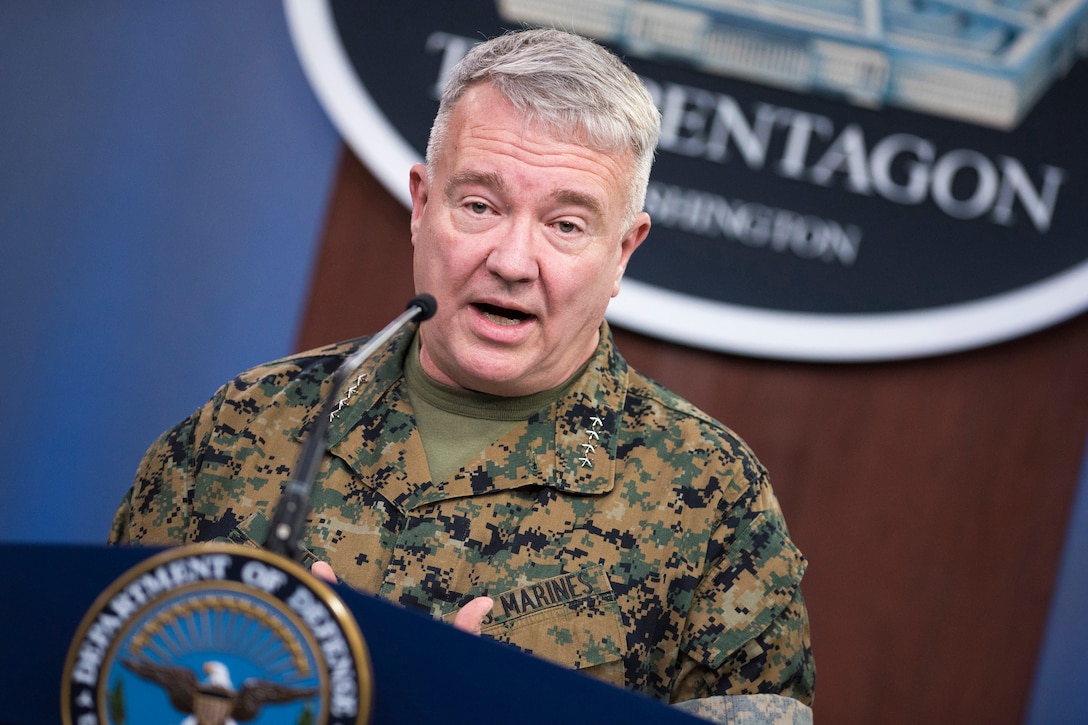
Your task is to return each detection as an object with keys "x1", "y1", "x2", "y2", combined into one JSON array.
[{"x1": 498, "y1": 0, "x2": 1088, "y2": 129}]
